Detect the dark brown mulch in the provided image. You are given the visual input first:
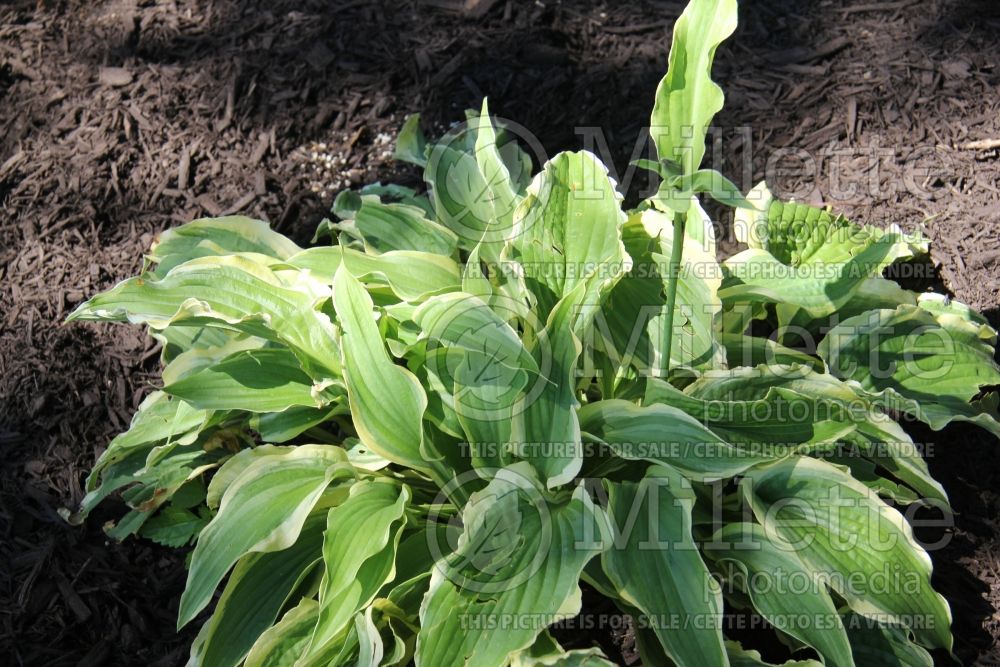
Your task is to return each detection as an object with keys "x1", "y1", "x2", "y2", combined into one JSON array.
[{"x1": 1, "y1": 0, "x2": 998, "y2": 665}]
